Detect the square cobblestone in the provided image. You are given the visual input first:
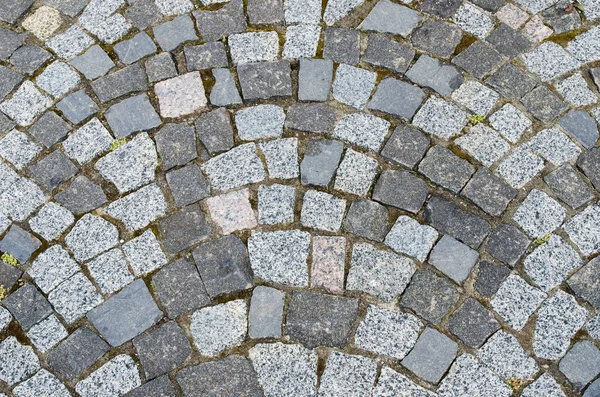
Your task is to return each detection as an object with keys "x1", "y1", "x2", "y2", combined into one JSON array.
[
  {"x1": 419, "y1": 145, "x2": 474, "y2": 193},
  {"x1": 332, "y1": 64, "x2": 377, "y2": 110},
  {"x1": 401, "y1": 326, "x2": 458, "y2": 384},
  {"x1": 513, "y1": 189, "x2": 566, "y2": 238},
  {"x1": 207, "y1": 189, "x2": 257, "y2": 234},
  {"x1": 258, "y1": 184, "x2": 295, "y2": 225},
  {"x1": 491, "y1": 274, "x2": 546, "y2": 331},
  {"x1": 373, "y1": 170, "x2": 429, "y2": 213},
  {"x1": 413, "y1": 97, "x2": 468, "y2": 139}
]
